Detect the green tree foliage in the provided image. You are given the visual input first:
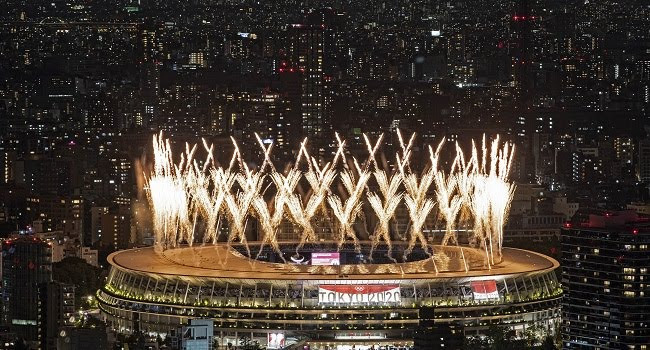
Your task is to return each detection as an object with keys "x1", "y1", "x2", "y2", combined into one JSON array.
[
  {"x1": 53, "y1": 257, "x2": 103, "y2": 307},
  {"x1": 463, "y1": 324, "x2": 559, "y2": 350}
]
